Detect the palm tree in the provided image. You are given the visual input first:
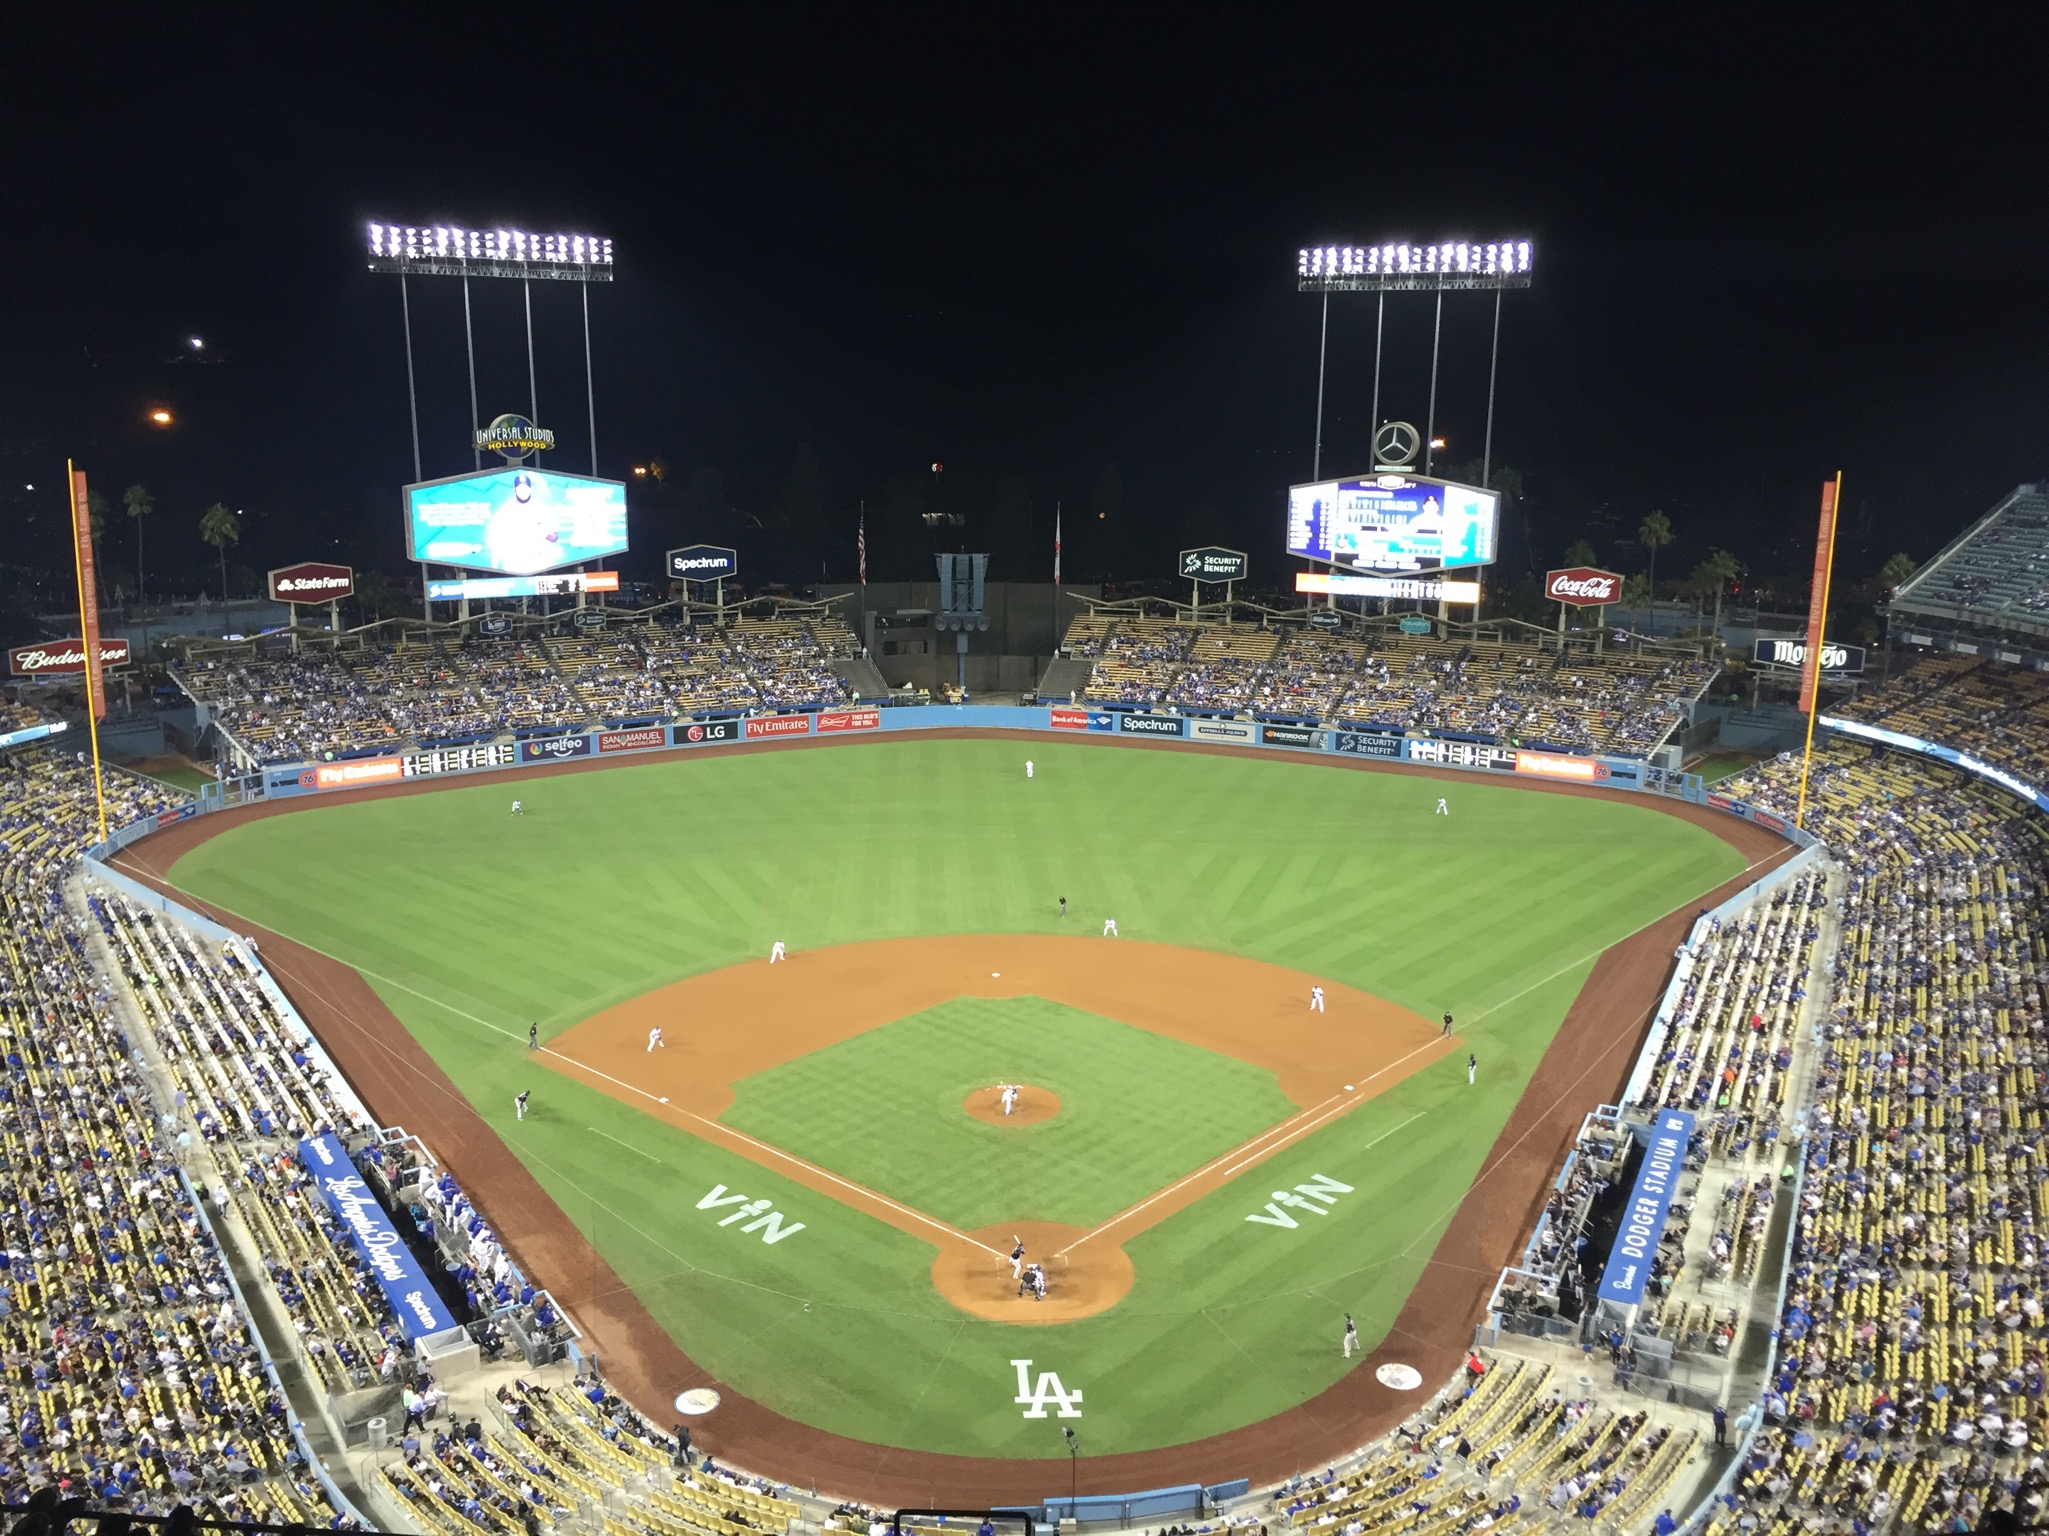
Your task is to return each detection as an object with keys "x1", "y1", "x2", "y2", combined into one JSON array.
[
  {"x1": 1879, "y1": 552, "x2": 1917, "y2": 596},
  {"x1": 199, "y1": 503, "x2": 241, "y2": 604},
  {"x1": 1638, "y1": 509, "x2": 1673, "y2": 598},
  {"x1": 123, "y1": 484, "x2": 155, "y2": 603},
  {"x1": 1695, "y1": 548, "x2": 1741, "y2": 637},
  {"x1": 85, "y1": 489, "x2": 108, "y2": 561}
]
